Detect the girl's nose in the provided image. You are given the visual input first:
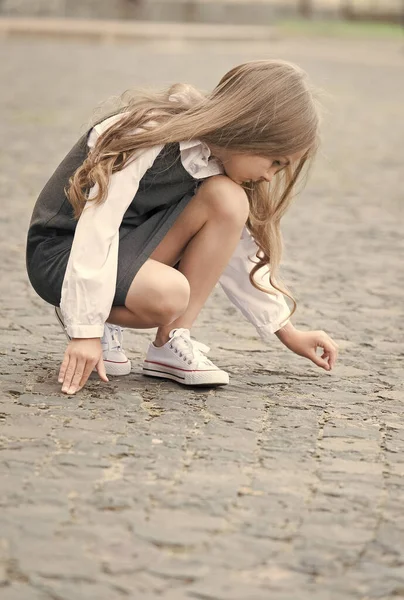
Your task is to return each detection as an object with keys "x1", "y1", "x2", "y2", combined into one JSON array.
[{"x1": 265, "y1": 166, "x2": 280, "y2": 182}]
